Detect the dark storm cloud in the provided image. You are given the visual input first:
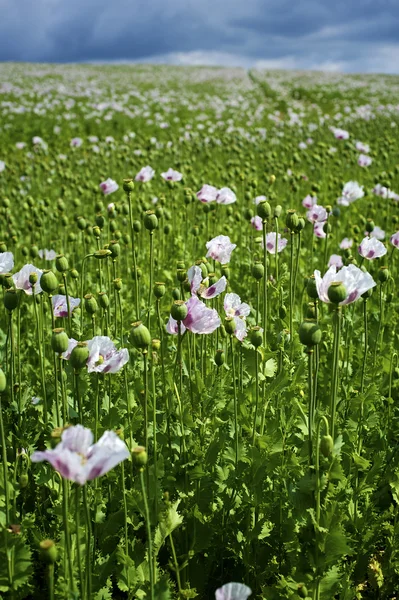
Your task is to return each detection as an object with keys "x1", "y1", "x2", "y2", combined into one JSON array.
[{"x1": 0, "y1": 0, "x2": 398, "y2": 72}]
